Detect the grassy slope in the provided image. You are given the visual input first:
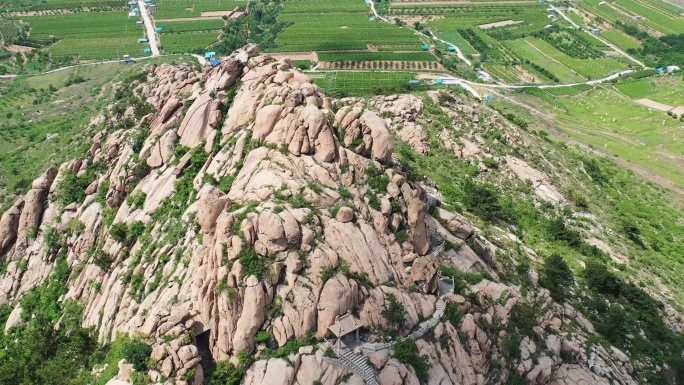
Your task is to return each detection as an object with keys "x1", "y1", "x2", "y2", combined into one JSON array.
[{"x1": 0, "y1": 56, "x2": 196, "y2": 211}]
